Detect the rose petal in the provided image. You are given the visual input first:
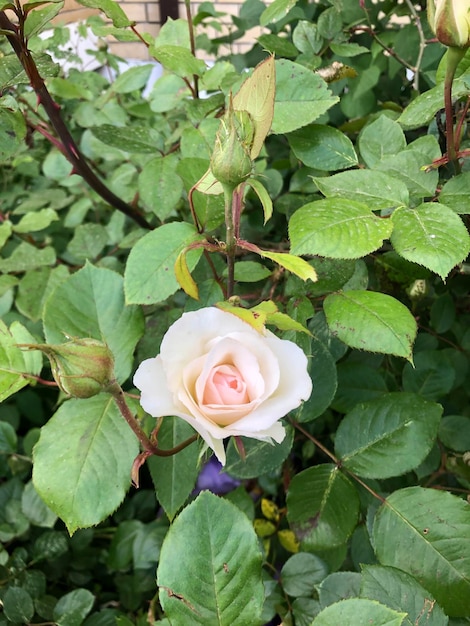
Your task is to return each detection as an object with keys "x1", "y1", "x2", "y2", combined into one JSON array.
[
  {"x1": 133, "y1": 357, "x2": 180, "y2": 417},
  {"x1": 159, "y1": 308, "x2": 267, "y2": 391}
]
